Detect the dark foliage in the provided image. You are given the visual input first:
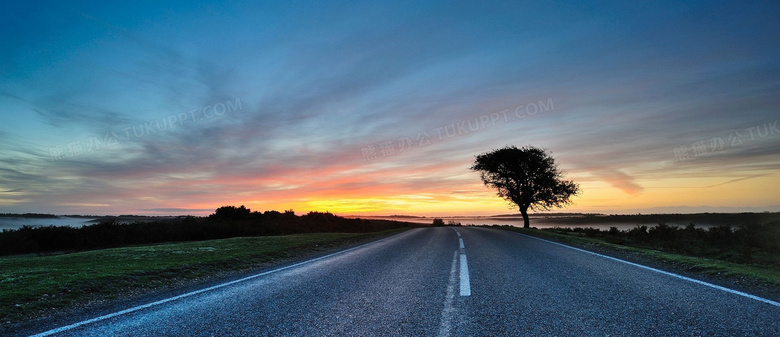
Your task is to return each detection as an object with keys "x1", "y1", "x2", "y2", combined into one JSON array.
[
  {"x1": 547, "y1": 212, "x2": 780, "y2": 226},
  {"x1": 546, "y1": 222, "x2": 780, "y2": 265},
  {"x1": 0, "y1": 206, "x2": 413, "y2": 256},
  {"x1": 0, "y1": 213, "x2": 58, "y2": 218}
]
